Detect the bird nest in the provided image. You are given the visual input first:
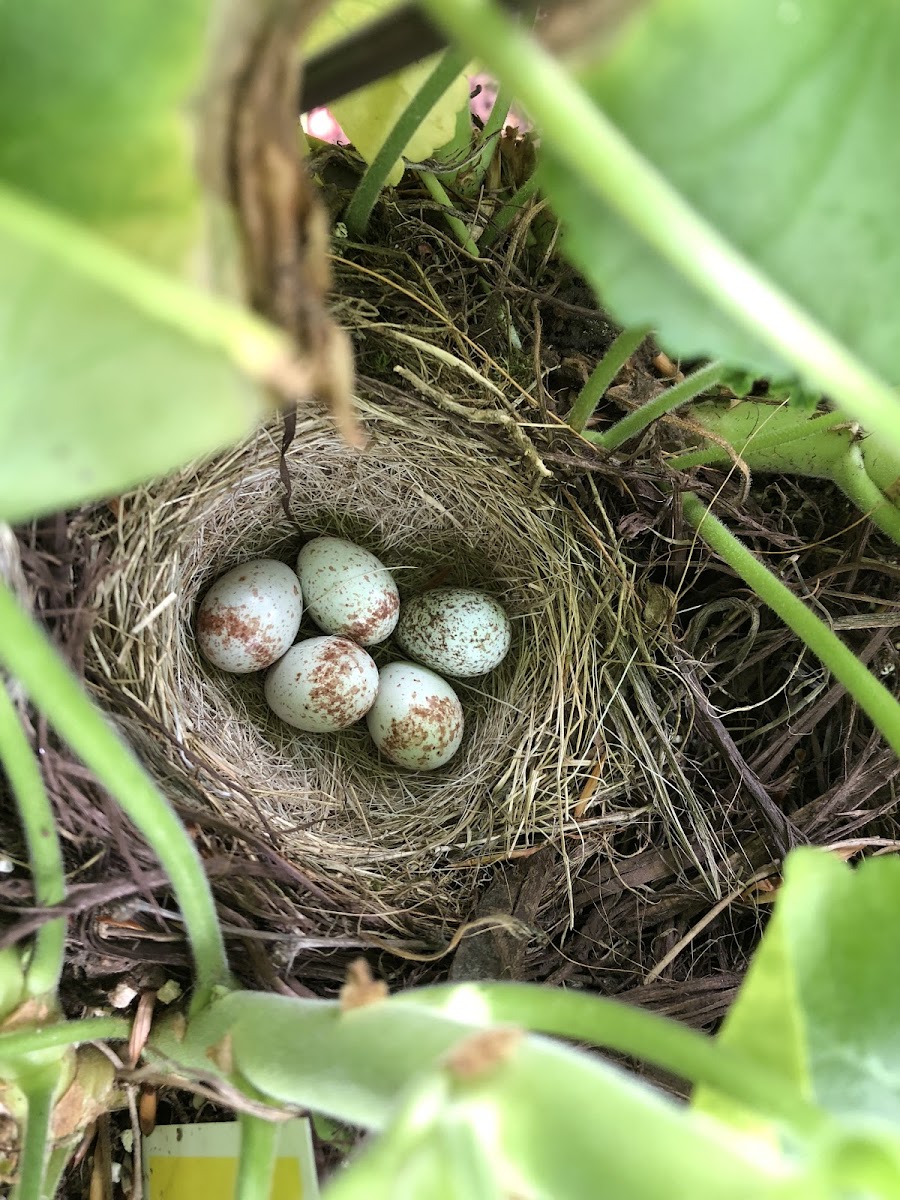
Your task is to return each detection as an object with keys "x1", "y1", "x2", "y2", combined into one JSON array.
[{"x1": 76, "y1": 386, "x2": 709, "y2": 955}]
